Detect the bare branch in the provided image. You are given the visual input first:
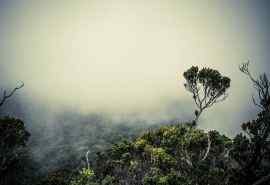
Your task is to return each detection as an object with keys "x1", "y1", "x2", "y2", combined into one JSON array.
[
  {"x1": 201, "y1": 133, "x2": 211, "y2": 161},
  {"x1": 240, "y1": 61, "x2": 270, "y2": 110},
  {"x1": 252, "y1": 95, "x2": 264, "y2": 109},
  {"x1": 0, "y1": 82, "x2": 24, "y2": 107},
  {"x1": 85, "y1": 150, "x2": 90, "y2": 170}
]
